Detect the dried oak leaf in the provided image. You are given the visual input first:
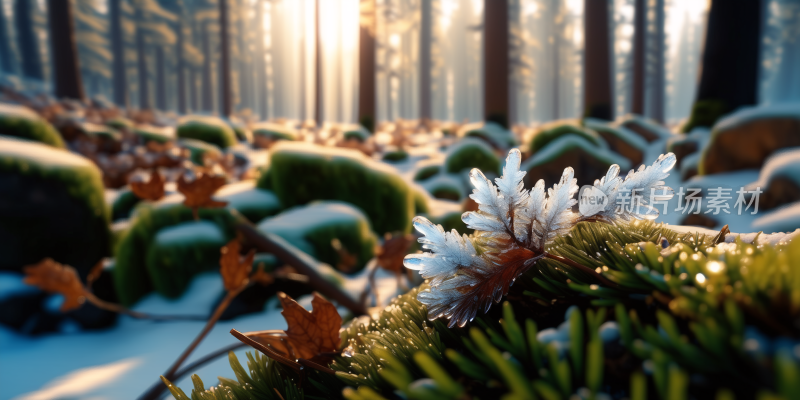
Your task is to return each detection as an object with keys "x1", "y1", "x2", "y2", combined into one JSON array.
[
  {"x1": 251, "y1": 263, "x2": 274, "y2": 286},
  {"x1": 177, "y1": 171, "x2": 228, "y2": 213},
  {"x1": 249, "y1": 292, "x2": 342, "y2": 362},
  {"x1": 129, "y1": 169, "x2": 165, "y2": 201},
  {"x1": 23, "y1": 258, "x2": 86, "y2": 312},
  {"x1": 376, "y1": 233, "x2": 415, "y2": 274},
  {"x1": 220, "y1": 240, "x2": 255, "y2": 292}
]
